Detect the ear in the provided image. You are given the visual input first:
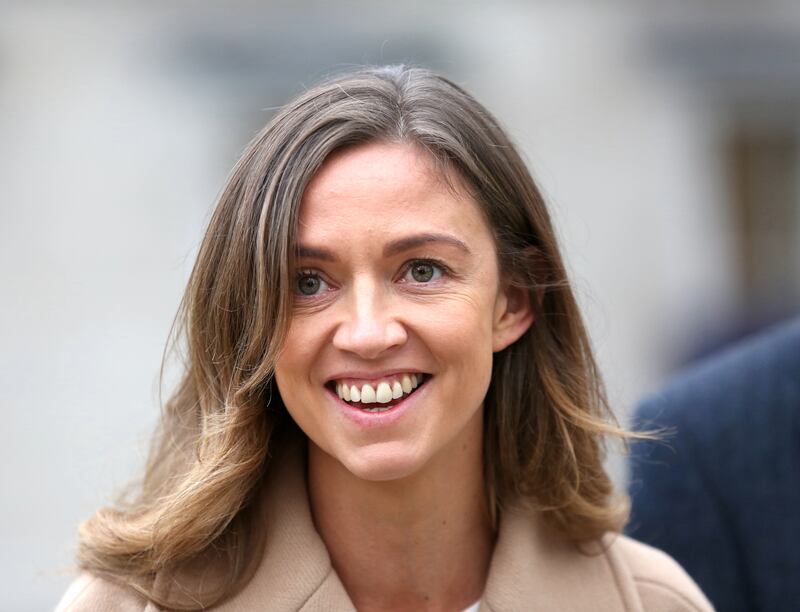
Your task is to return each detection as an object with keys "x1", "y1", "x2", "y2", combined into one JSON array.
[{"x1": 492, "y1": 284, "x2": 535, "y2": 352}]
